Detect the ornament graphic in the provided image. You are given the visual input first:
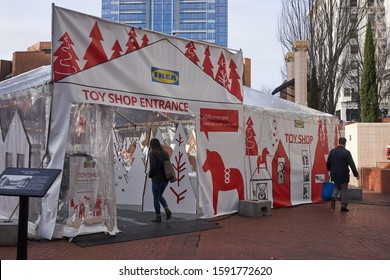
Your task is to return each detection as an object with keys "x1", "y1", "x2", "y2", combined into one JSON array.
[{"x1": 125, "y1": 27, "x2": 140, "y2": 53}]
